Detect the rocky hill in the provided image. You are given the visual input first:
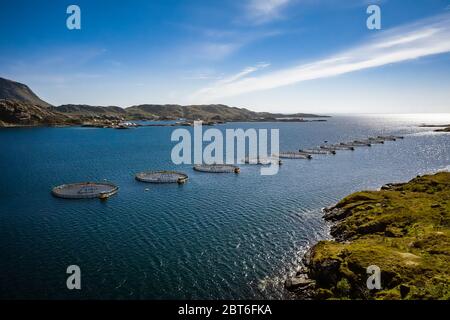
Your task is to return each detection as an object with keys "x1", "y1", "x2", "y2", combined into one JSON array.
[
  {"x1": 0, "y1": 77, "x2": 51, "y2": 108},
  {"x1": 55, "y1": 104, "x2": 127, "y2": 116},
  {"x1": 0, "y1": 77, "x2": 327, "y2": 127}
]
